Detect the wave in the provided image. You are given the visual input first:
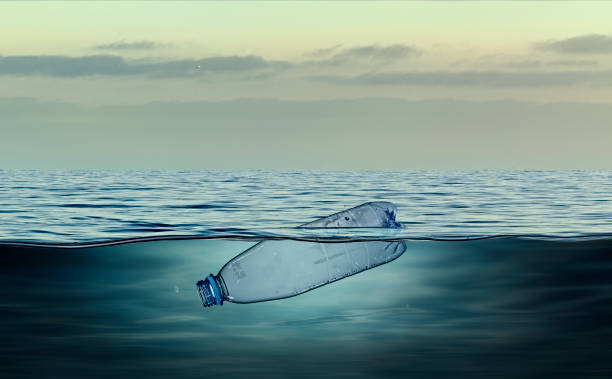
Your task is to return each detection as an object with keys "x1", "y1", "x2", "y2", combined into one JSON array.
[{"x1": 2, "y1": 232, "x2": 612, "y2": 249}]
